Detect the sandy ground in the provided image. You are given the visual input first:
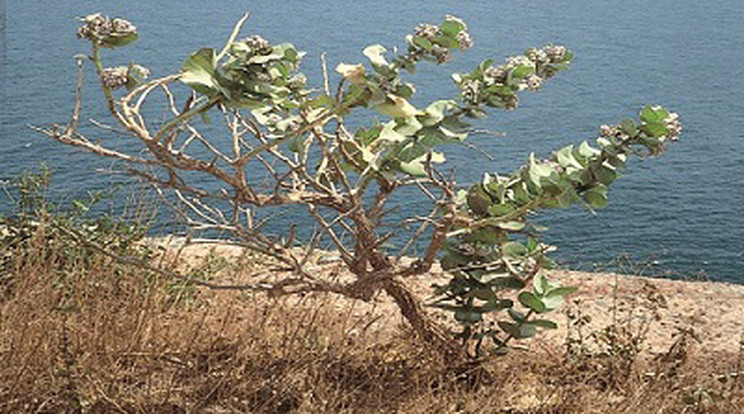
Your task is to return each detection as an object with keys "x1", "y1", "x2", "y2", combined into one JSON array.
[{"x1": 150, "y1": 238, "x2": 744, "y2": 357}]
